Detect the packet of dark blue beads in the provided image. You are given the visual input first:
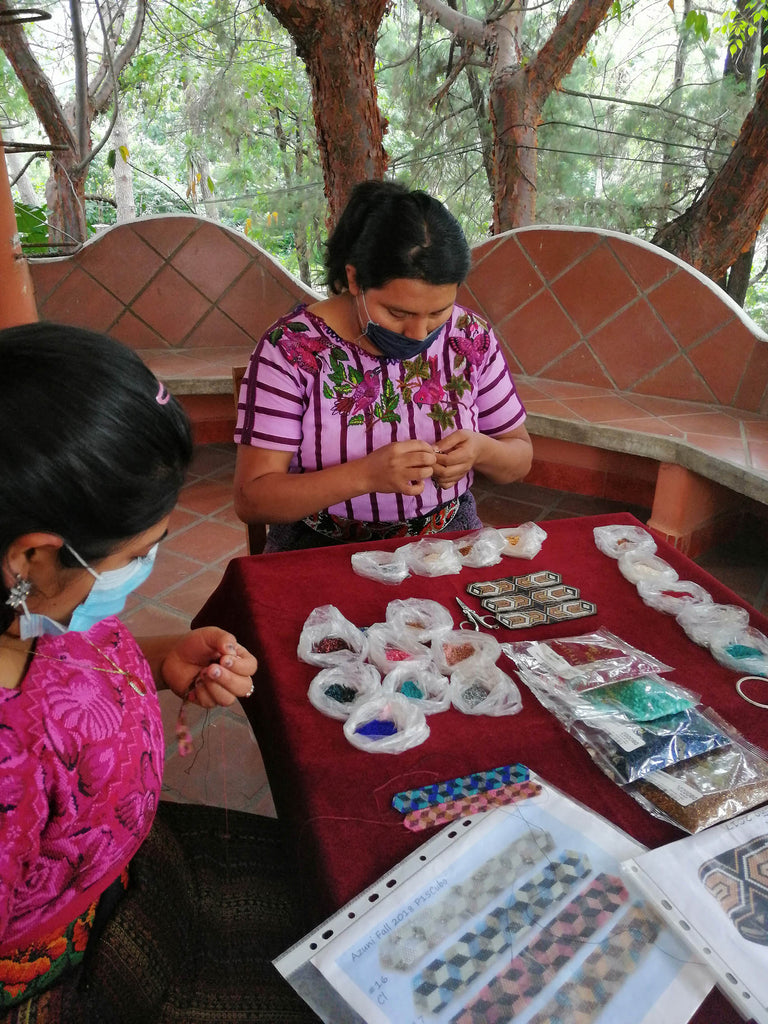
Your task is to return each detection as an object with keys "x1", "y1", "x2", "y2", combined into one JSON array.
[
  {"x1": 343, "y1": 692, "x2": 430, "y2": 754},
  {"x1": 308, "y1": 662, "x2": 381, "y2": 720},
  {"x1": 297, "y1": 604, "x2": 368, "y2": 667}
]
